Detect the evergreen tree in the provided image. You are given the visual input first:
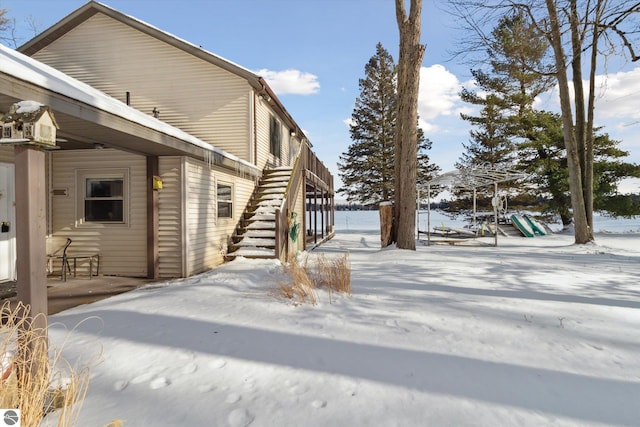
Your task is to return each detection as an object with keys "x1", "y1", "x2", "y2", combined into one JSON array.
[
  {"x1": 458, "y1": 12, "x2": 553, "y2": 171},
  {"x1": 458, "y1": 75, "x2": 514, "y2": 170},
  {"x1": 520, "y1": 112, "x2": 640, "y2": 224},
  {"x1": 458, "y1": 10, "x2": 640, "y2": 222},
  {"x1": 338, "y1": 43, "x2": 438, "y2": 207}
]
